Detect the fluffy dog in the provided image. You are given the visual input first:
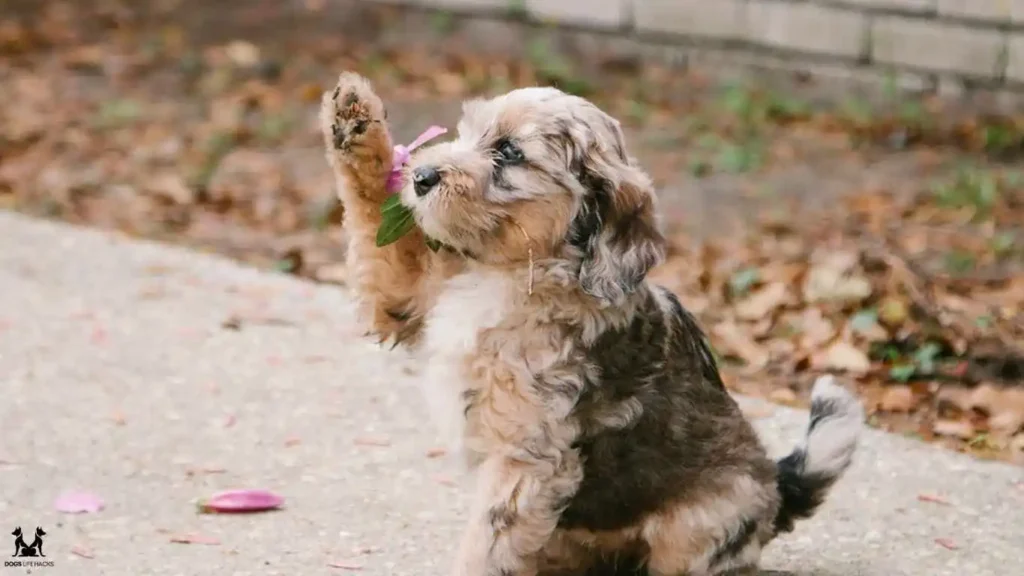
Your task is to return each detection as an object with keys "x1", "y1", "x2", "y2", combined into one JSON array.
[{"x1": 320, "y1": 72, "x2": 864, "y2": 576}]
